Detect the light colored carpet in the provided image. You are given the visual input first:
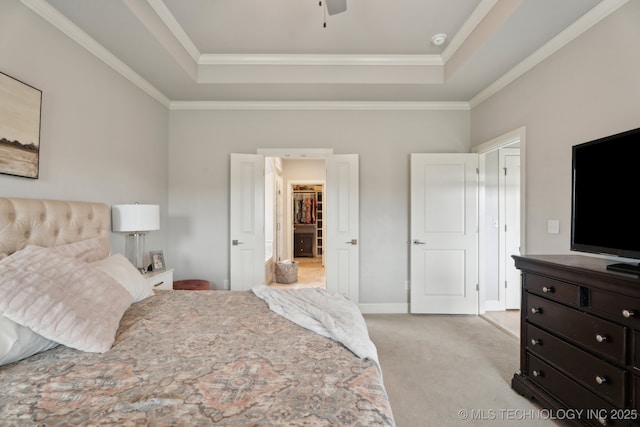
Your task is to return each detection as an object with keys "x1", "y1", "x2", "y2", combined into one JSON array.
[{"x1": 364, "y1": 314, "x2": 558, "y2": 427}]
